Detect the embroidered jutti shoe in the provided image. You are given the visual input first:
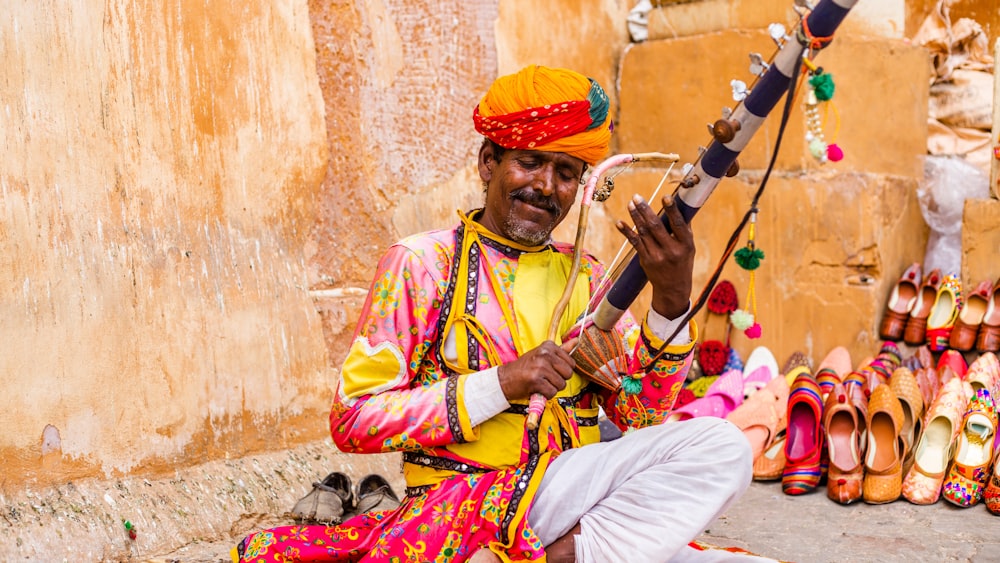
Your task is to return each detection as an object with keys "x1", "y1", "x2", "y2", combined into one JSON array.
[
  {"x1": 901, "y1": 377, "x2": 967, "y2": 505},
  {"x1": 782, "y1": 372, "x2": 824, "y2": 495},
  {"x1": 942, "y1": 389, "x2": 997, "y2": 508}
]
